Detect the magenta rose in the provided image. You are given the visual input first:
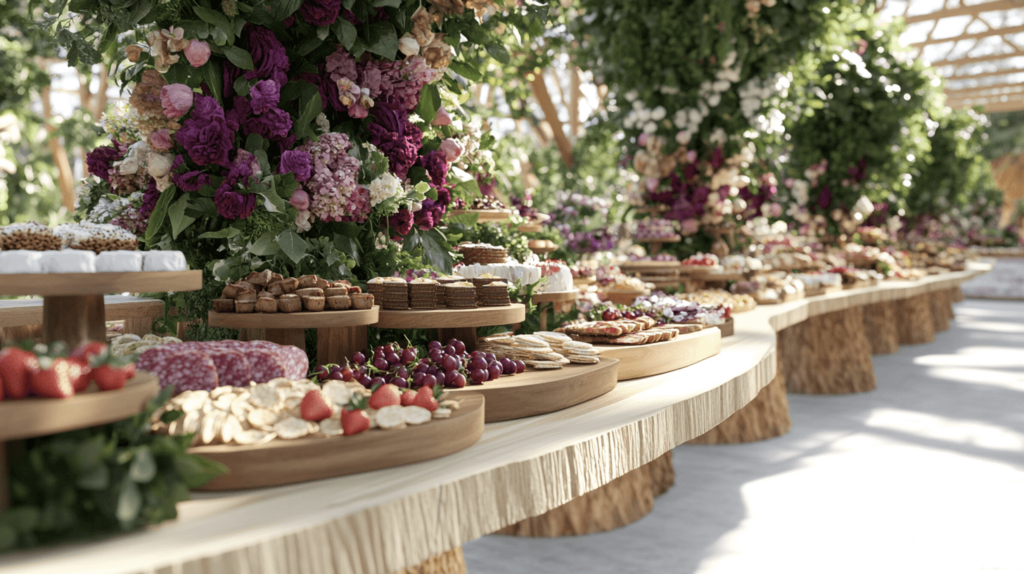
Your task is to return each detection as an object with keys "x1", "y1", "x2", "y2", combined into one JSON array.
[{"x1": 160, "y1": 84, "x2": 194, "y2": 119}]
